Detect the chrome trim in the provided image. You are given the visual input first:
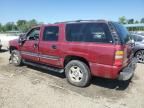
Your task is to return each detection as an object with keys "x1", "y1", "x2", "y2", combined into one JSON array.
[
  {"x1": 40, "y1": 54, "x2": 59, "y2": 60},
  {"x1": 20, "y1": 51, "x2": 59, "y2": 60},
  {"x1": 21, "y1": 51, "x2": 39, "y2": 57}
]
